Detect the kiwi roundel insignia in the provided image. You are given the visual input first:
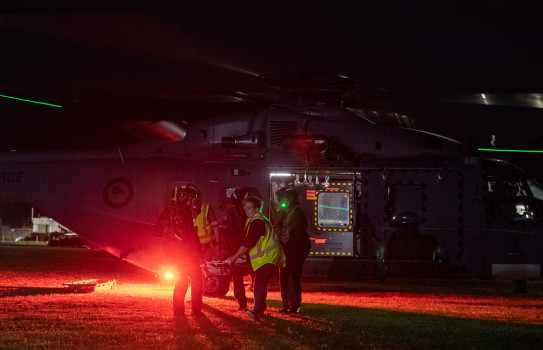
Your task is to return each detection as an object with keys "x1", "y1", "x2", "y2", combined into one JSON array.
[{"x1": 103, "y1": 178, "x2": 134, "y2": 209}]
